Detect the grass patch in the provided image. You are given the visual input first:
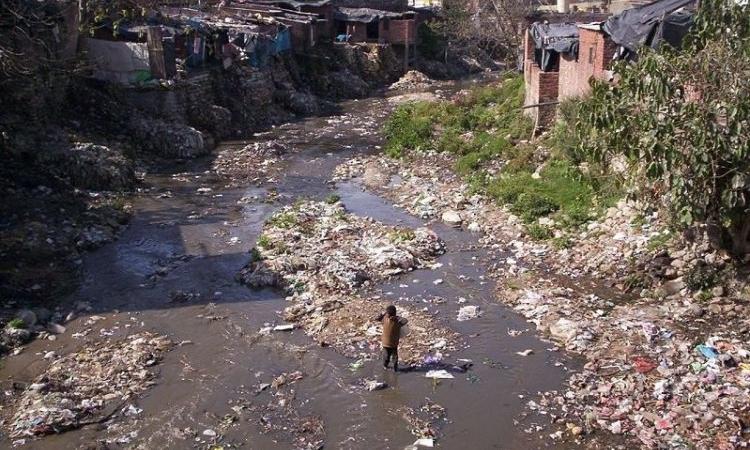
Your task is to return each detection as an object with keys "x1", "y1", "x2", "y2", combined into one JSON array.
[
  {"x1": 267, "y1": 212, "x2": 298, "y2": 229},
  {"x1": 389, "y1": 229, "x2": 416, "y2": 243},
  {"x1": 647, "y1": 231, "x2": 673, "y2": 252},
  {"x1": 525, "y1": 223, "x2": 553, "y2": 241},
  {"x1": 325, "y1": 193, "x2": 341, "y2": 204},
  {"x1": 257, "y1": 234, "x2": 272, "y2": 249},
  {"x1": 8, "y1": 318, "x2": 26, "y2": 329},
  {"x1": 487, "y1": 160, "x2": 595, "y2": 225}
]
